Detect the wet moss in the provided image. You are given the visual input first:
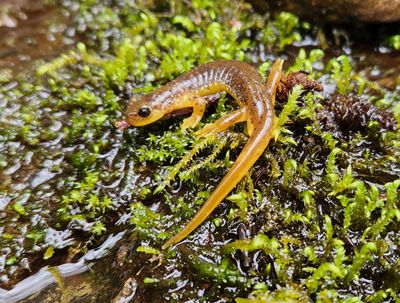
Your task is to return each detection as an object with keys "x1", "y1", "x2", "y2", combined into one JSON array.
[
  {"x1": 387, "y1": 34, "x2": 400, "y2": 50},
  {"x1": 0, "y1": 0, "x2": 399, "y2": 302}
]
